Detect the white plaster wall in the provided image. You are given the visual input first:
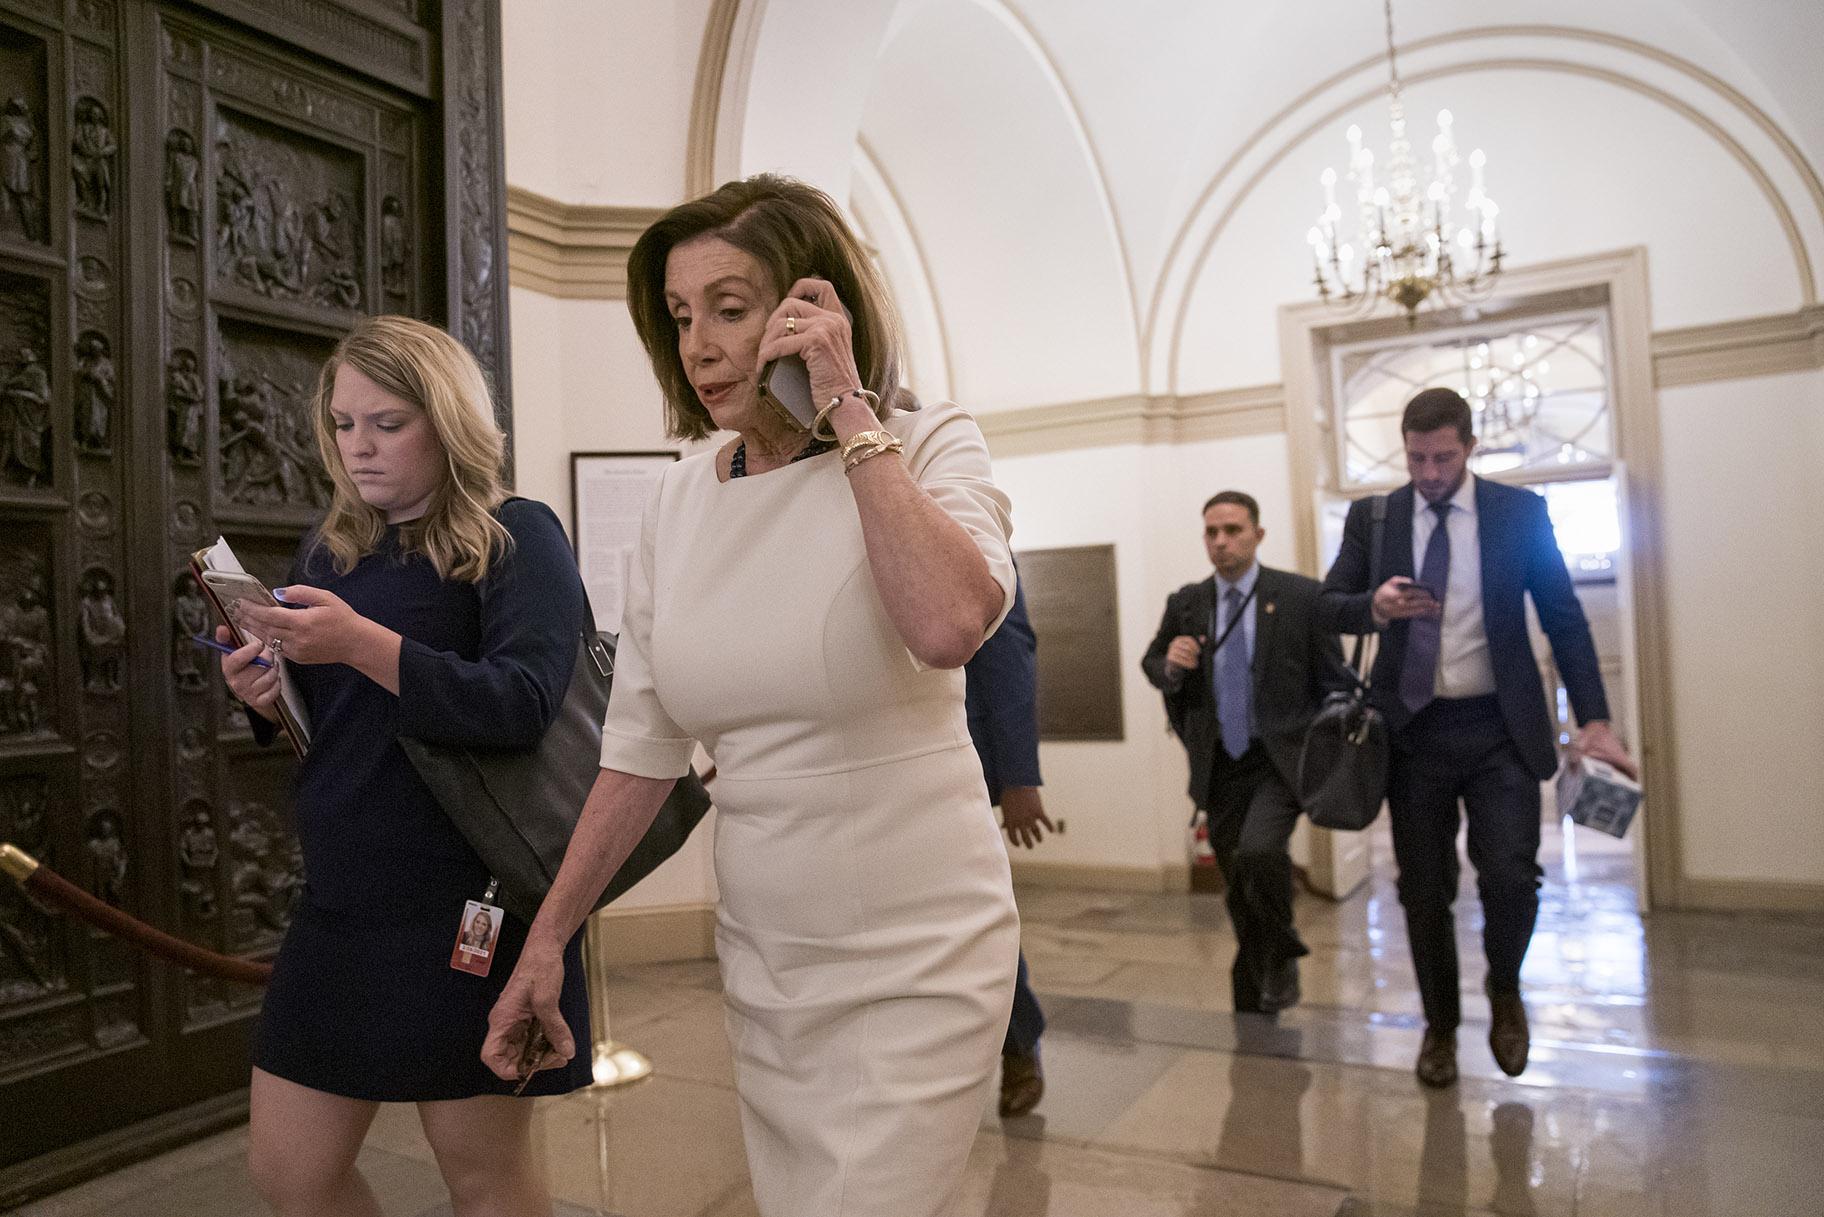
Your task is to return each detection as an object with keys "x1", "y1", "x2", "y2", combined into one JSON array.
[
  {"x1": 502, "y1": 0, "x2": 715, "y2": 205},
  {"x1": 1656, "y1": 369, "x2": 1824, "y2": 886},
  {"x1": 989, "y1": 431, "x2": 1300, "y2": 877},
  {"x1": 858, "y1": 0, "x2": 1138, "y2": 411}
]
